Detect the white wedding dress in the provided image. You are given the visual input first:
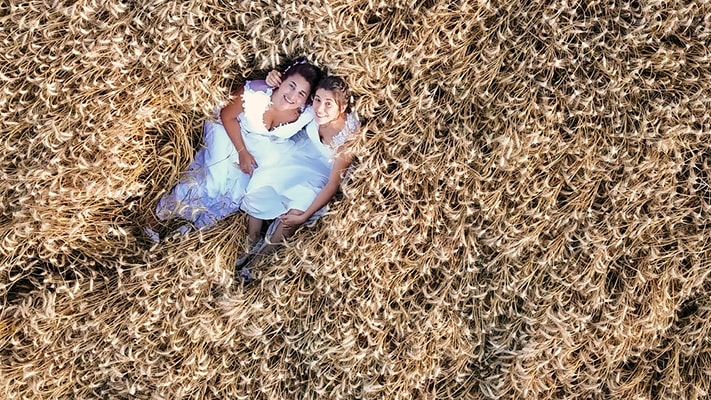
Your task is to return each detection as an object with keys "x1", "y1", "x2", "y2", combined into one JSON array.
[
  {"x1": 154, "y1": 80, "x2": 314, "y2": 229},
  {"x1": 240, "y1": 111, "x2": 360, "y2": 220}
]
